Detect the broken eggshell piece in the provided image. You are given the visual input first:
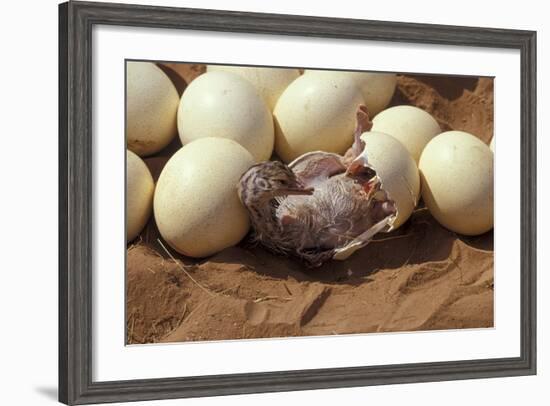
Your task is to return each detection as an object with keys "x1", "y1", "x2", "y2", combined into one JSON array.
[{"x1": 332, "y1": 131, "x2": 420, "y2": 260}]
